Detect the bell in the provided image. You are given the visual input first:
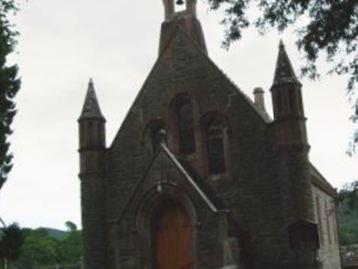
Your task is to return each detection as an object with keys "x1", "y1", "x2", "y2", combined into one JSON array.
[{"x1": 176, "y1": 0, "x2": 184, "y2": 5}]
